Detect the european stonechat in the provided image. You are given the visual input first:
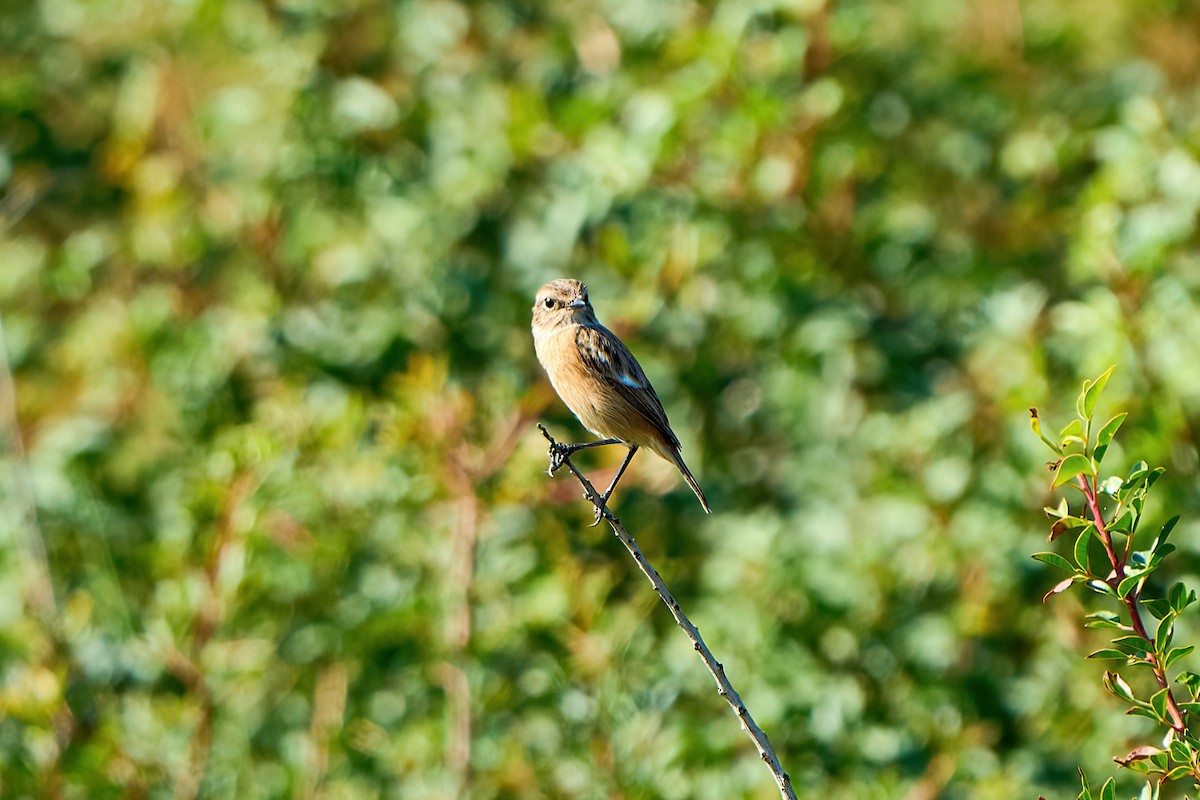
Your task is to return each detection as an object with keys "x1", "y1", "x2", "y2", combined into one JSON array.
[{"x1": 532, "y1": 278, "x2": 710, "y2": 519}]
